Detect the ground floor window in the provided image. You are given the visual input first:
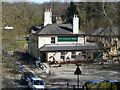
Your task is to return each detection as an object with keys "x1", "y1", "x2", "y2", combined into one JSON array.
[
  {"x1": 82, "y1": 51, "x2": 86, "y2": 59},
  {"x1": 71, "y1": 51, "x2": 76, "y2": 58},
  {"x1": 61, "y1": 52, "x2": 65, "y2": 59}
]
